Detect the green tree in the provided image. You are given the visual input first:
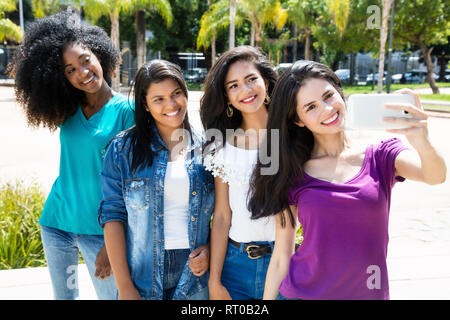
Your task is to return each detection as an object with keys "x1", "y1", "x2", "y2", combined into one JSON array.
[
  {"x1": 197, "y1": 0, "x2": 235, "y2": 64},
  {"x1": 326, "y1": 0, "x2": 350, "y2": 38},
  {"x1": 130, "y1": 0, "x2": 173, "y2": 69},
  {"x1": 0, "y1": 0, "x2": 22, "y2": 42},
  {"x1": 393, "y1": 0, "x2": 450, "y2": 94},
  {"x1": 285, "y1": 0, "x2": 320, "y2": 61},
  {"x1": 31, "y1": 0, "x2": 60, "y2": 18},
  {"x1": 81, "y1": 0, "x2": 131, "y2": 90},
  {"x1": 240, "y1": 0, "x2": 287, "y2": 48}
]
